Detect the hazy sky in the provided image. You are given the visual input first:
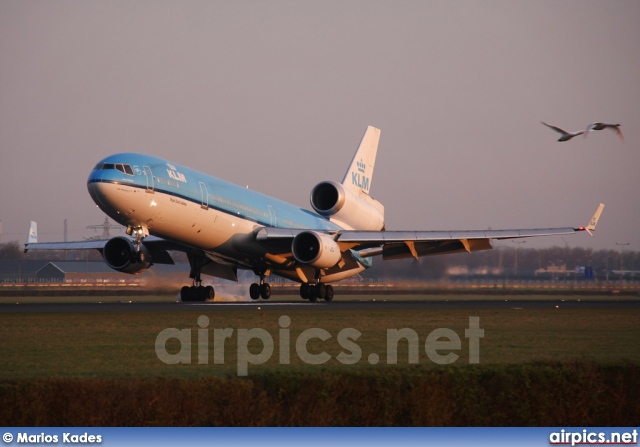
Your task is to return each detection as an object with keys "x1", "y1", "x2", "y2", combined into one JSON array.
[{"x1": 1, "y1": 0, "x2": 639, "y2": 252}]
